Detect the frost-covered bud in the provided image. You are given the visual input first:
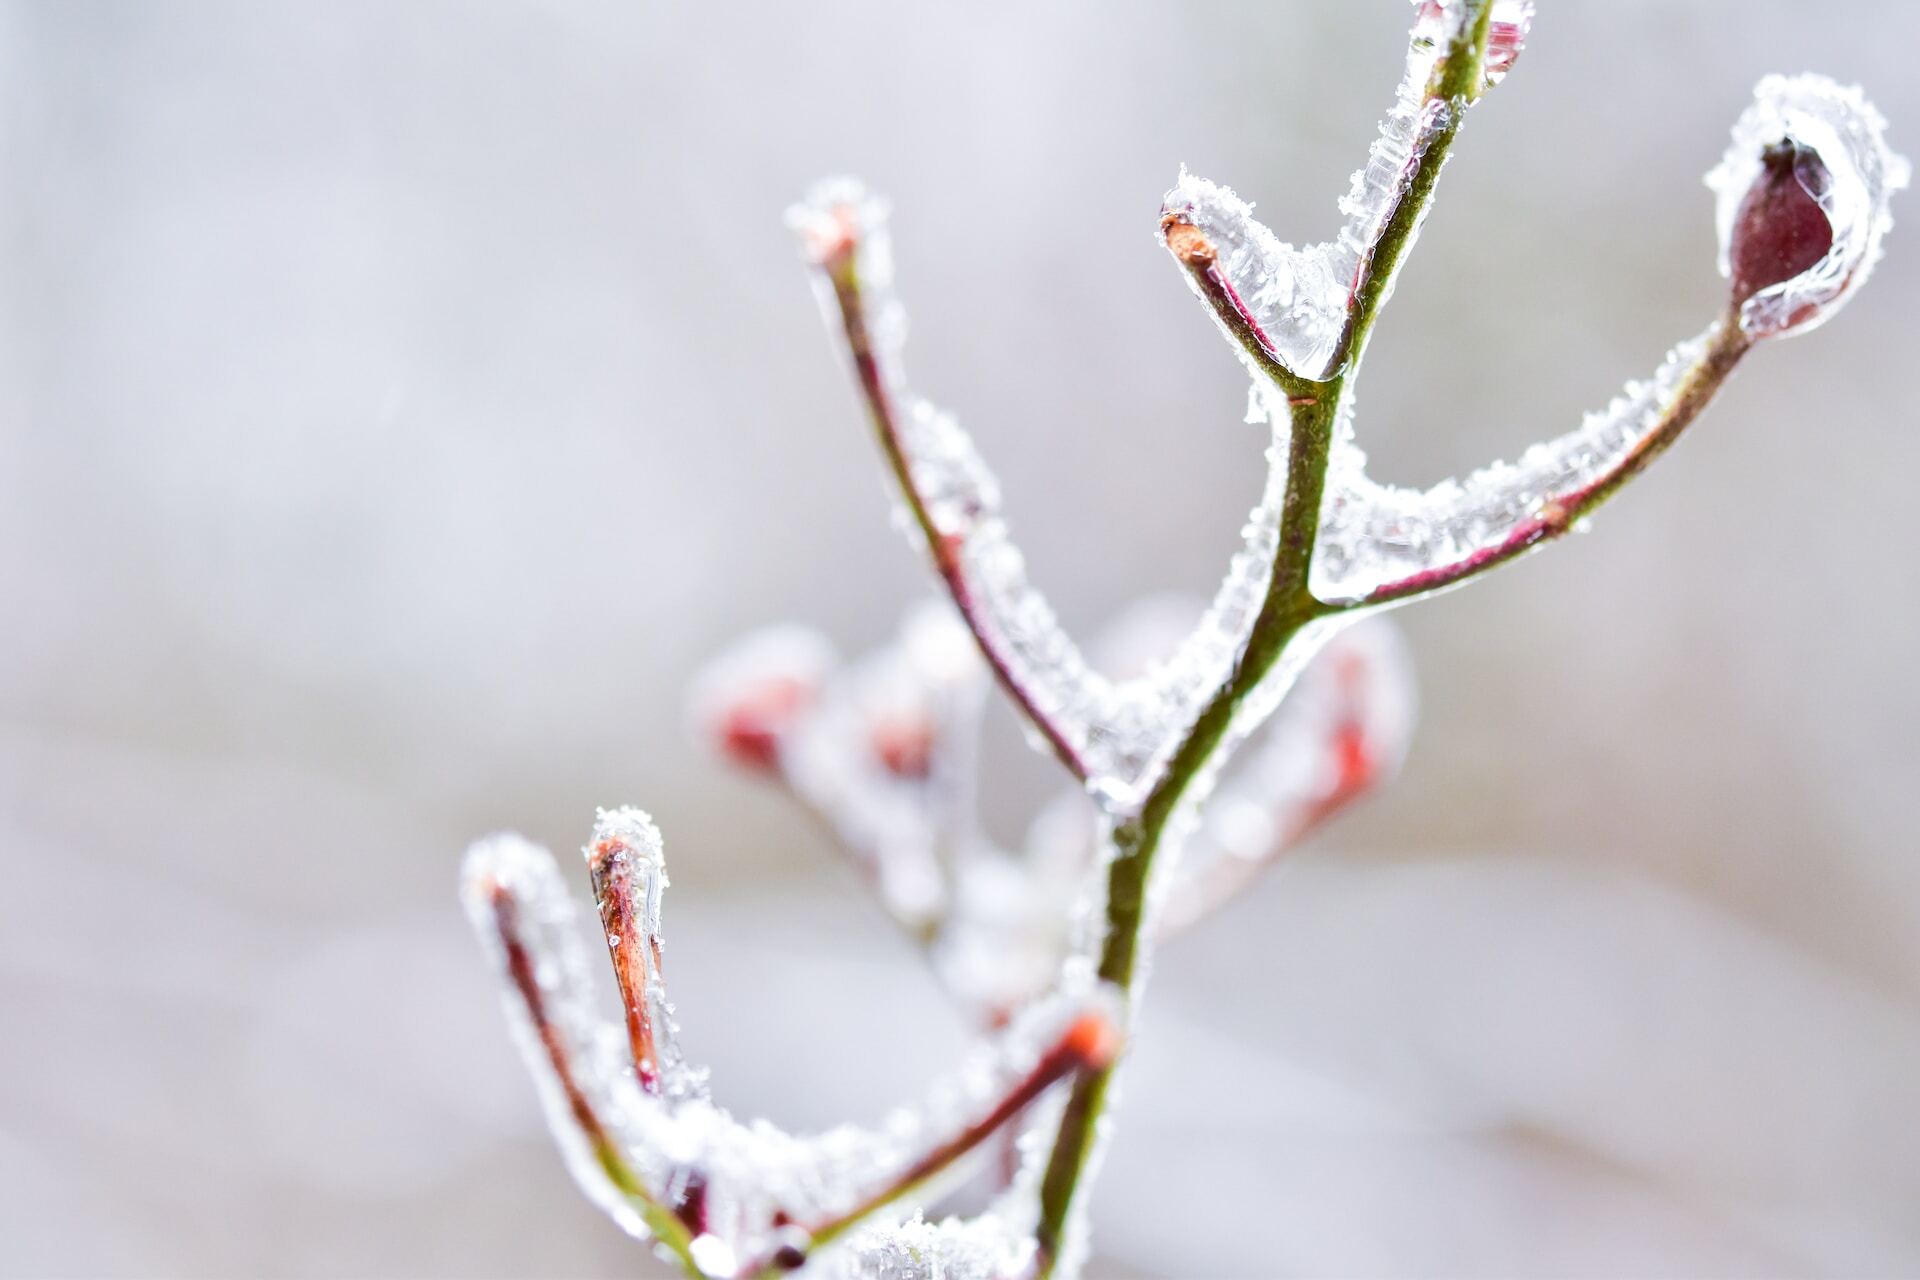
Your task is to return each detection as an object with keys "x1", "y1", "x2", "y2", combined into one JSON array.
[
  {"x1": 1708, "y1": 75, "x2": 1907, "y2": 339},
  {"x1": 689, "y1": 625, "x2": 836, "y2": 775}
]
